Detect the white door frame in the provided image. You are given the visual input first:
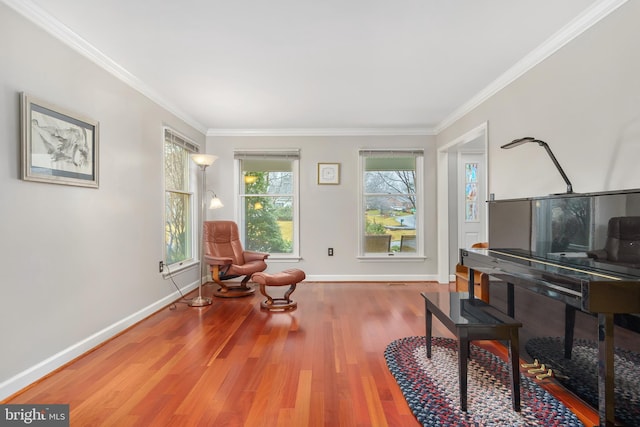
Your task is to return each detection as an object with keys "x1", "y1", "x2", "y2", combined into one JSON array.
[{"x1": 436, "y1": 122, "x2": 489, "y2": 283}]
